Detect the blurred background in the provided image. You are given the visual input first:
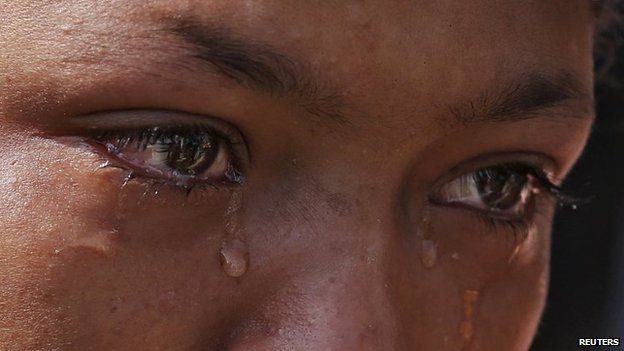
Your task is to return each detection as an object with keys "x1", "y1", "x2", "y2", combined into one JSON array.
[{"x1": 531, "y1": 4, "x2": 624, "y2": 350}]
